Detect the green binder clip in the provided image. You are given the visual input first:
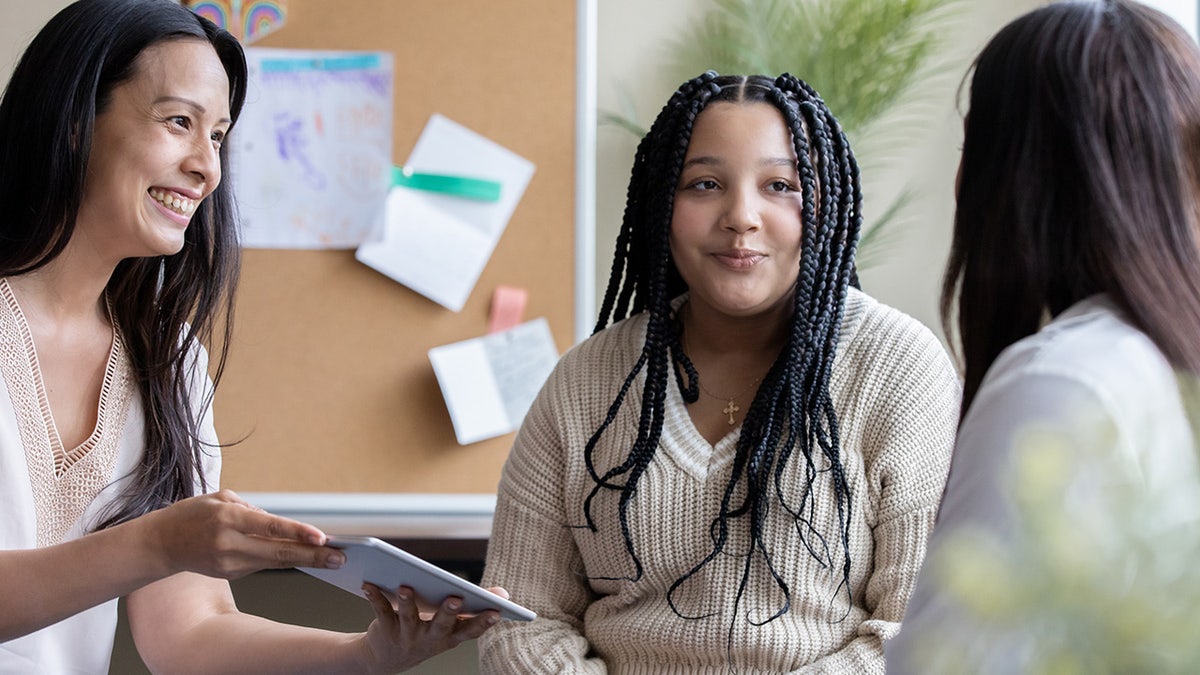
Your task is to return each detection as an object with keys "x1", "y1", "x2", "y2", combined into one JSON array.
[{"x1": 391, "y1": 166, "x2": 502, "y2": 202}]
